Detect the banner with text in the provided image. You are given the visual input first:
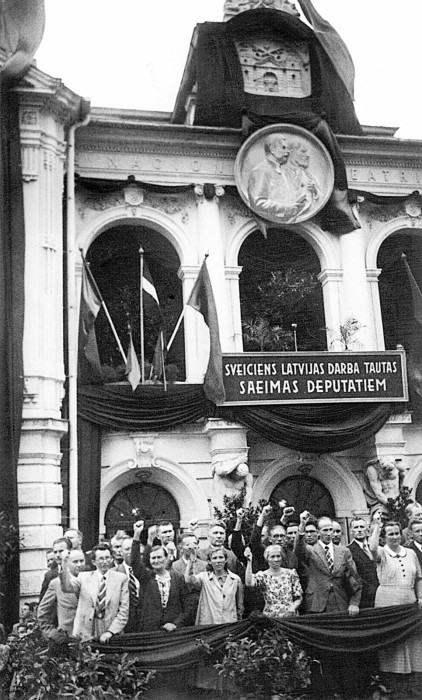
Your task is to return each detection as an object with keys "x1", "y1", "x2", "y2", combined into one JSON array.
[{"x1": 222, "y1": 351, "x2": 408, "y2": 405}]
